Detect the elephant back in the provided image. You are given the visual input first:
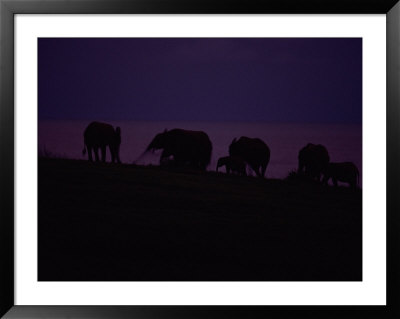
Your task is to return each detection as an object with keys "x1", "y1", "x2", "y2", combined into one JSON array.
[
  {"x1": 229, "y1": 136, "x2": 270, "y2": 166},
  {"x1": 166, "y1": 129, "x2": 212, "y2": 168},
  {"x1": 299, "y1": 143, "x2": 330, "y2": 166},
  {"x1": 314, "y1": 144, "x2": 330, "y2": 164},
  {"x1": 84, "y1": 121, "x2": 117, "y2": 146},
  {"x1": 324, "y1": 162, "x2": 359, "y2": 188}
]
